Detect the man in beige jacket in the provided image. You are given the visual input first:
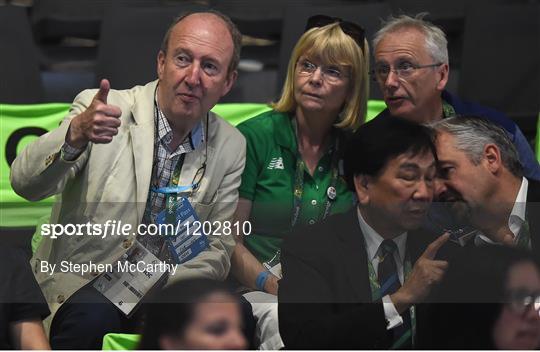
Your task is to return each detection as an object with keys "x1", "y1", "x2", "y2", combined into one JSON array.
[{"x1": 10, "y1": 11, "x2": 245, "y2": 349}]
